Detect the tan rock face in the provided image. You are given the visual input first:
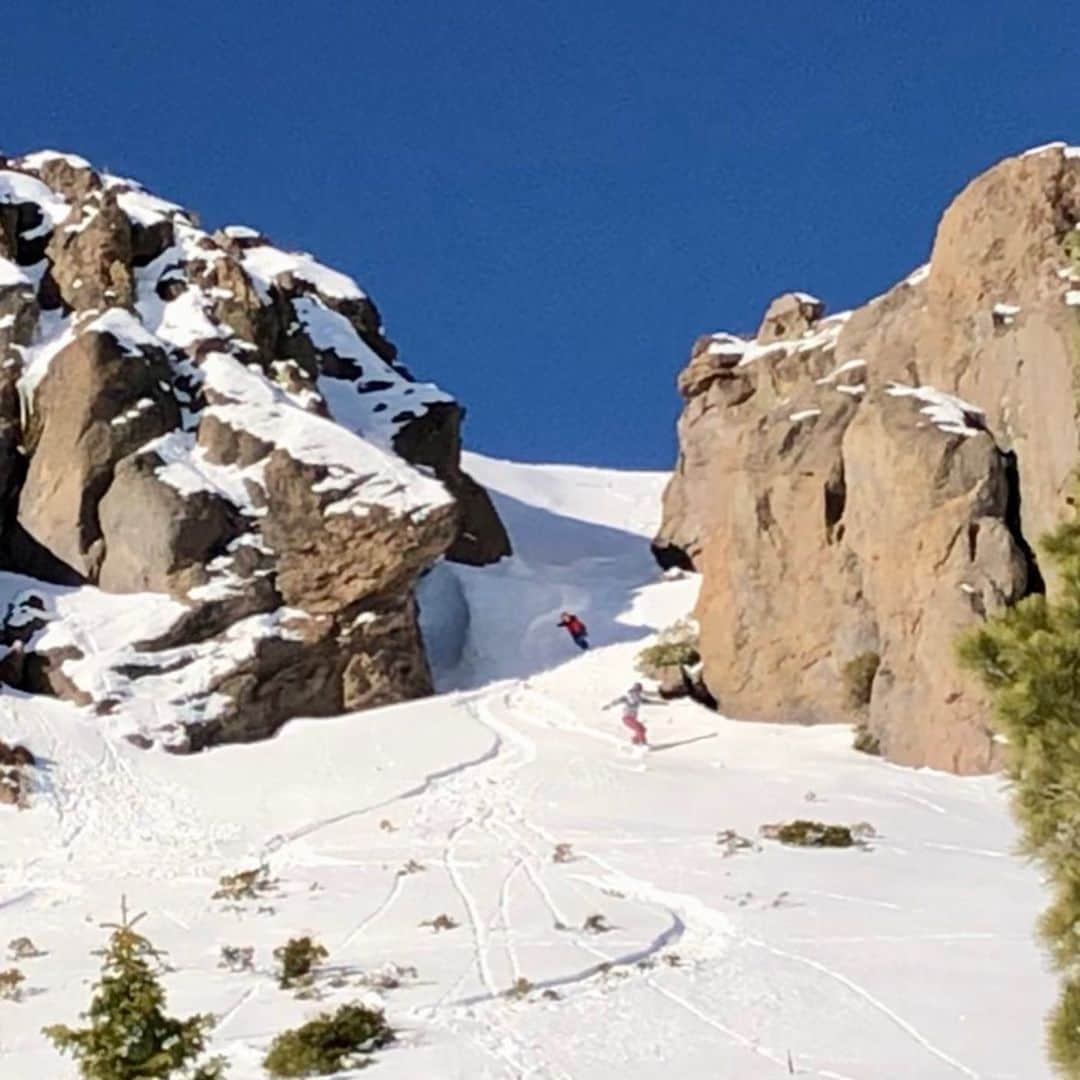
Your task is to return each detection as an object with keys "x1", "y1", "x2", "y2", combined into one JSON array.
[
  {"x1": 0, "y1": 149, "x2": 508, "y2": 749},
  {"x1": 261, "y1": 449, "x2": 459, "y2": 614},
  {"x1": 46, "y1": 190, "x2": 133, "y2": 312},
  {"x1": 18, "y1": 329, "x2": 179, "y2": 581},
  {"x1": 97, "y1": 453, "x2": 243, "y2": 594},
  {"x1": 658, "y1": 144, "x2": 1080, "y2": 773},
  {"x1": 392, "y1": 402, "x2": 510, "y2": 565},
  {"x1": 757, "y1": 292, "x2": 826, "y2": 344}
]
